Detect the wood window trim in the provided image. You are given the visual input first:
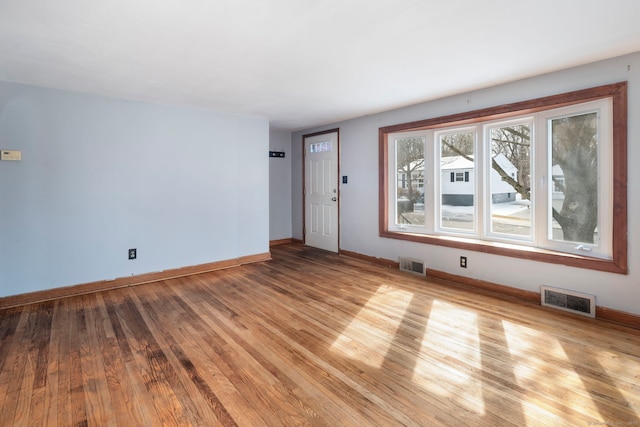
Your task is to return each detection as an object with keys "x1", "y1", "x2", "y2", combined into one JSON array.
[{"x1": 379, "y1": 82, "x2": 628, "y2": 274}]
